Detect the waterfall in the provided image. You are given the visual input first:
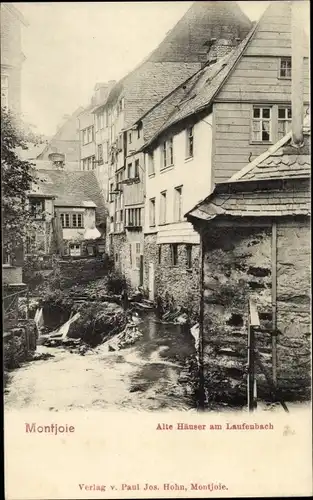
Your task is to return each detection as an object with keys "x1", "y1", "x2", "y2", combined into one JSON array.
[
  {"x1": 57, "y1": 312, "x2": 80, "y2": 339},
  {"x1": 34, "y1": 308, "x2": 44, "y2": 337}
]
